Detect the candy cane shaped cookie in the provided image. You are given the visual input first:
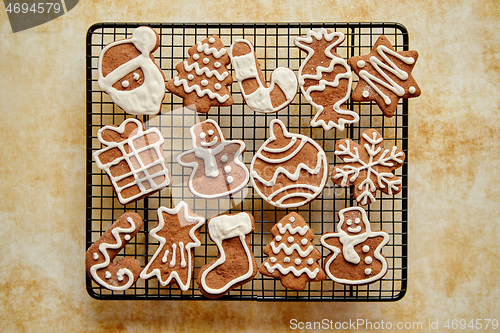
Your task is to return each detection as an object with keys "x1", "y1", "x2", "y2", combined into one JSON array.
[
  {"x1": 197, "y1": 212, "x2": 257, "y2": 299},
  {"x1": 229, "y1": 39, "x2": 298, "y2": 113},
  {"x1": 85, "y1": 212, "x2": 143, "y2": 291},
  {"x1": 98, "y1": 26, "x2": 166, "y2": 115}
]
